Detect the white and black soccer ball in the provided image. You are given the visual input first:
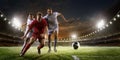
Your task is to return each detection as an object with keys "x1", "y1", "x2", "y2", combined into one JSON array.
[{"x1": 72, "y1": 42, "x2": 80, "y2": 50}]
